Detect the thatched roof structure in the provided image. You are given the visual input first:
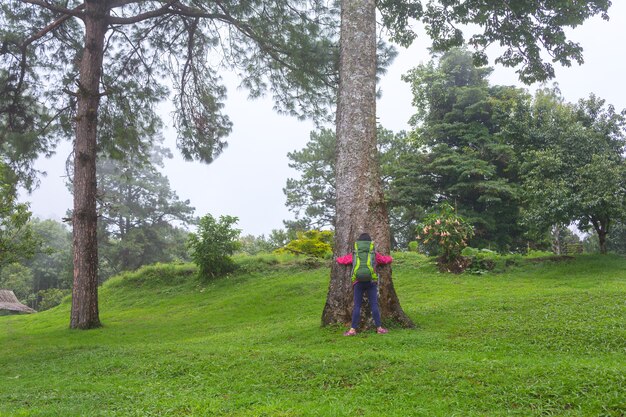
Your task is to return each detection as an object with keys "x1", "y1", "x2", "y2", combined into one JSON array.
[{"x1": 0, "y1": 289, "x2": 36, "y2": 314}]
